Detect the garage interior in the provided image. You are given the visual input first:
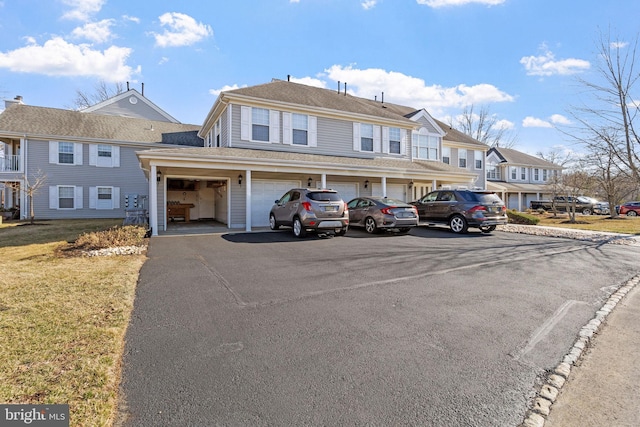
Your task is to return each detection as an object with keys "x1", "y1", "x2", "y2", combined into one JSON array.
[{"x1": 166, "y1": 178, "x2": 228, "y2": 228}]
